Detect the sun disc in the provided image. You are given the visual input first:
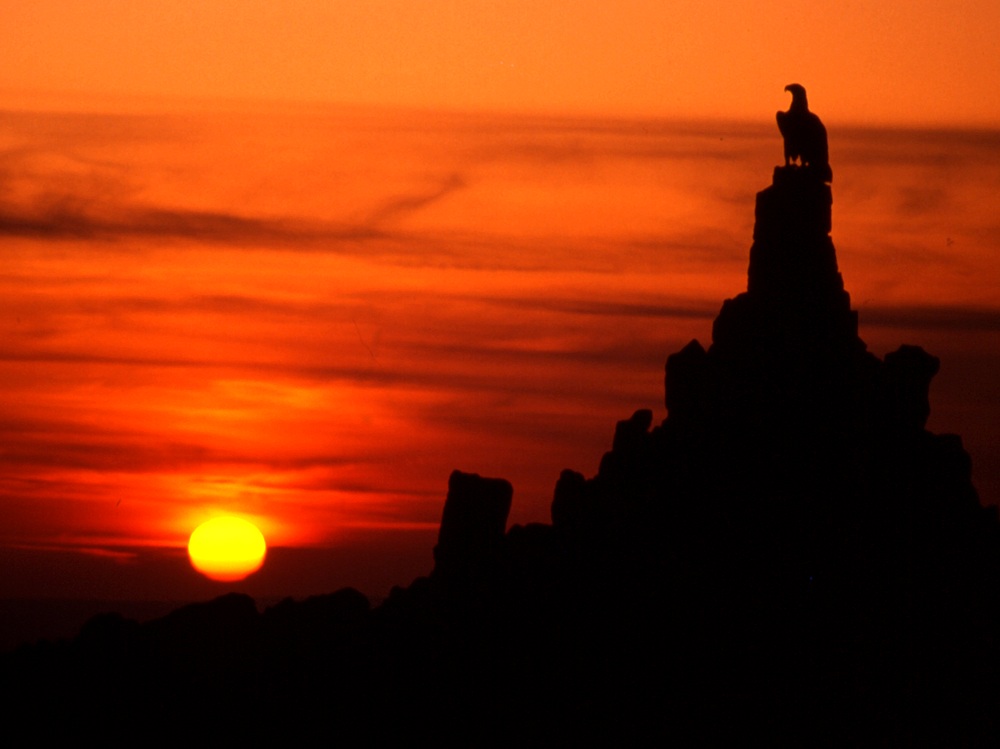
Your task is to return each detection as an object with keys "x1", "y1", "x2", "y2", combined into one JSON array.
[{"x1": 188, "y1": 517, "x2": 267, "y2": 581}]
